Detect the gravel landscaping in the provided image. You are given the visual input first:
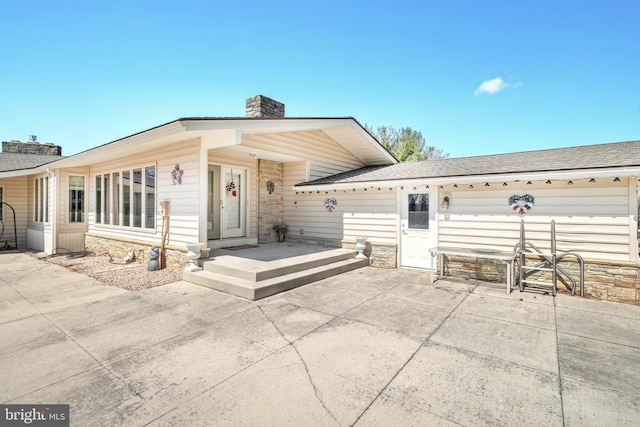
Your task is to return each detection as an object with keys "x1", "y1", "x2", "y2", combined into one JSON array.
[{"x1": 35, "y1": 251, "x2": 183, "y2": 291}]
